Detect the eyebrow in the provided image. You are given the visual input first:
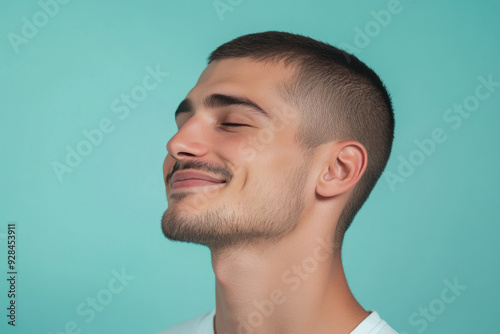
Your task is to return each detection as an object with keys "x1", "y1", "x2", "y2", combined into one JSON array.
[{"x1": 174, "y1": 93, "x2": 269, "y2": 120}]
